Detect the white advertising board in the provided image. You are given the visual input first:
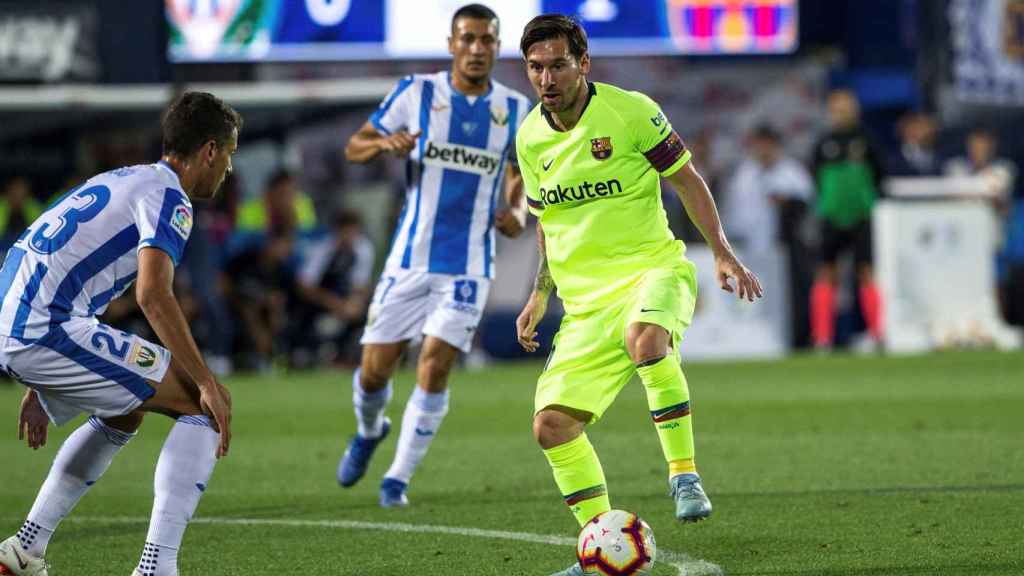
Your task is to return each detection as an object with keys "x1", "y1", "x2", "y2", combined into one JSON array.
[{"x1": 874, "y1": 197, "x2": 1022, "y2": 353}]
